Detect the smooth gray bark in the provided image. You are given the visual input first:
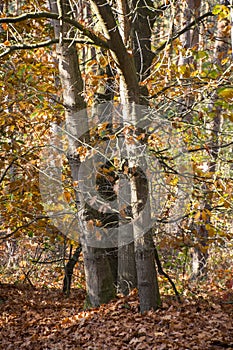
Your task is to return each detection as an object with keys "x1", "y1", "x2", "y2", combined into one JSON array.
[
  {"x1": 93, "y1": 0, "x2": 161, "y2": 311},
  {"x1": 49, "y1": 0, "x2": 115, "y2": 306}
]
